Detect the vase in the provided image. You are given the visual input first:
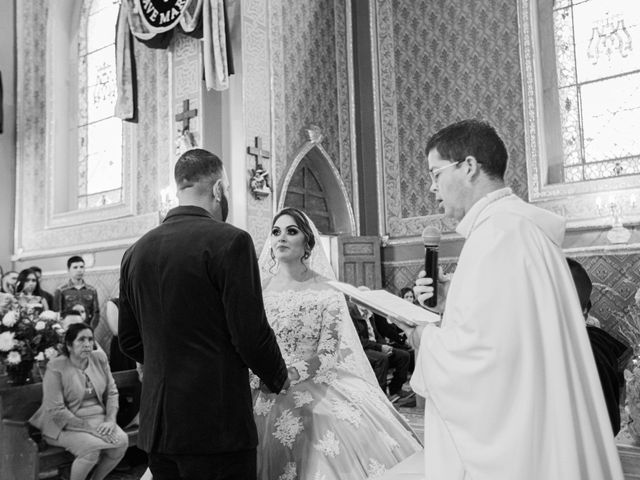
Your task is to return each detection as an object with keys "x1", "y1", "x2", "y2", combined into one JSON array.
[{"x1": 6, "y1": 360, "x2": 34, "y2": 386}]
